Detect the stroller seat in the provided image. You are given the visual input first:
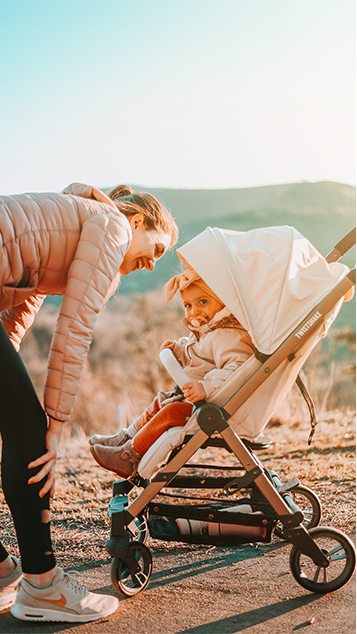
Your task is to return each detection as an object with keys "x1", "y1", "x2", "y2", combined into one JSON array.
[{"x1": 182, "y1": 433, "x2": 272, "y2": 452}]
